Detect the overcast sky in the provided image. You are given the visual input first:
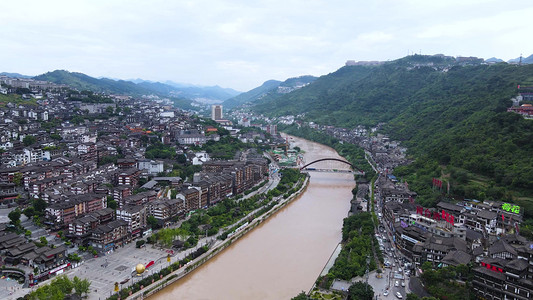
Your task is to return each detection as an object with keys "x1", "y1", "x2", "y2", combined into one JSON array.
[{"x1": 1, "y1": 0, "x2": 532, "y2": 91}]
